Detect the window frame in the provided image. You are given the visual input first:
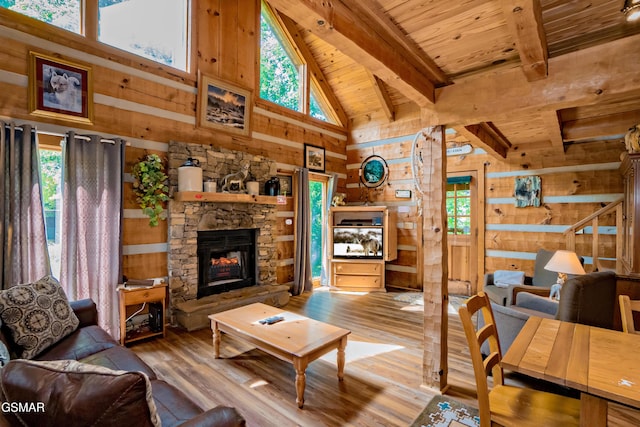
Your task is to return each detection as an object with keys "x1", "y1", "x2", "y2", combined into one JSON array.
[
  {"x1": 446, "y1": 181, "x2": 471, "y2": 235},
  {"x1": 2, "y1": 0, "x2": 192, "y2": 73},
  {"x1": 259, "y1": 0, "x2": 338, "y2": 125}
]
